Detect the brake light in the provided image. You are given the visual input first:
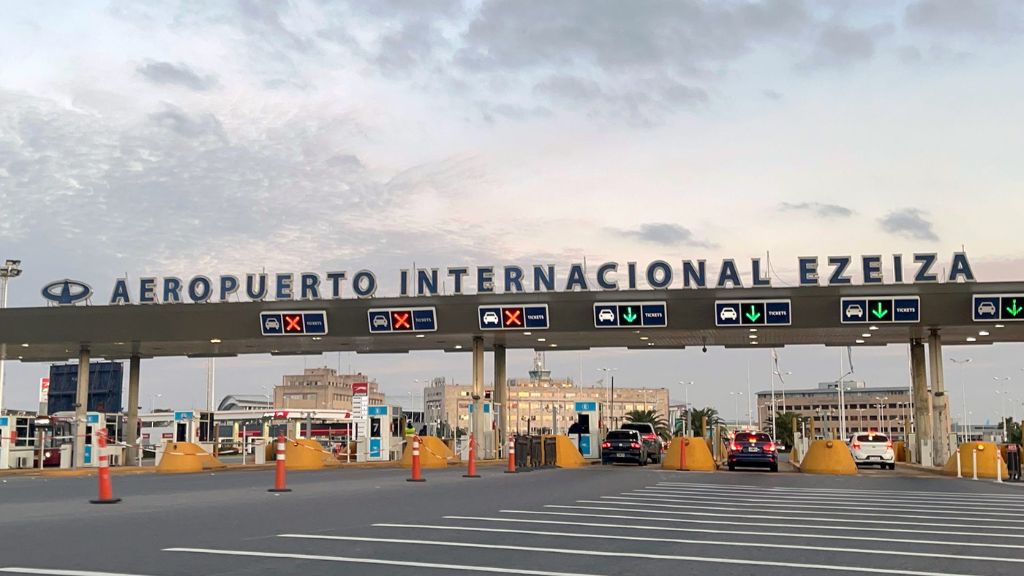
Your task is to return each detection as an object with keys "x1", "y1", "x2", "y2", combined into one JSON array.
[
  {"x1": 643, "y1": 433, "x2": 656, "y2": 440},
  {"x1": 729, "y1": 442, "x2": 739, "y2": 451},
  {"x1": 601, "y1": 442, "x2": 610, "y2": 449},
  {"x1": 852, "y1": 441, "x2": 861, "y2": 450},
  {"x1": 885, "y1": 440, "x2": 893, "y2": 449},
  {"x1": 630, "y1": 442, "x2": 641, "y2": 449},
  {"x1": 765, "y1": 443, "x2": 775, "y2": 452}
]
